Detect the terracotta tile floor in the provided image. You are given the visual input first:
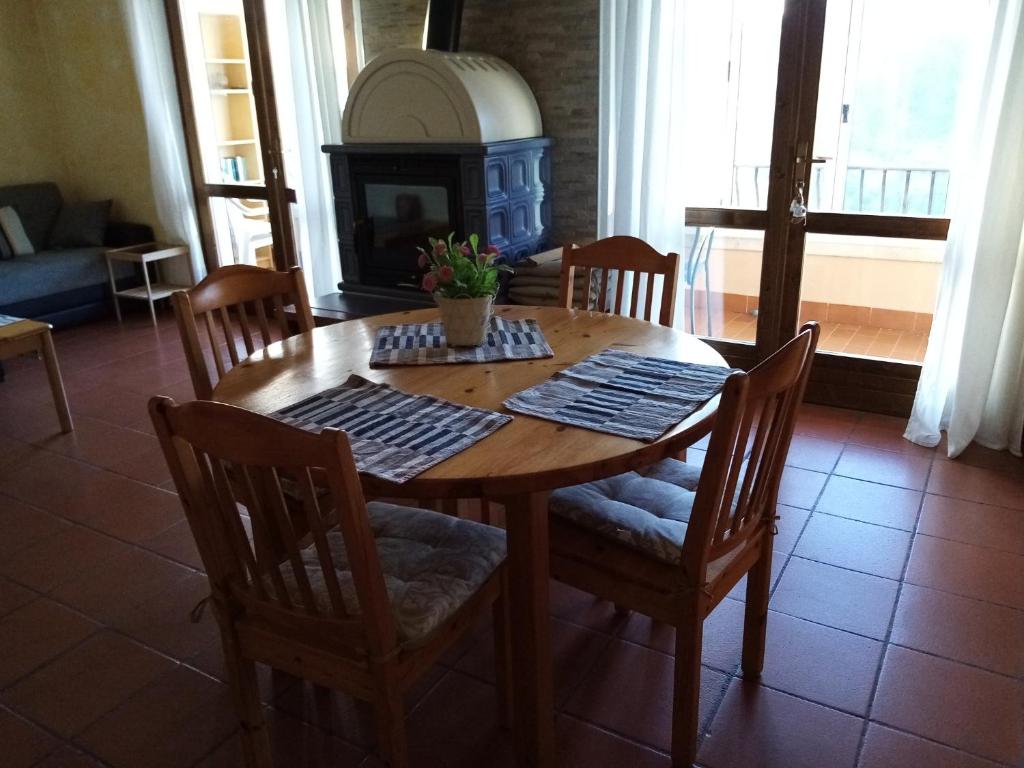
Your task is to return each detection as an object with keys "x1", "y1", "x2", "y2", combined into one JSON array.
[
  {"x1": 704, "y1": 312, "x2": 930, "y2": 363},
  {"x1": 0, "y1": 311, "x2": 1022, "y2": 768}
]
